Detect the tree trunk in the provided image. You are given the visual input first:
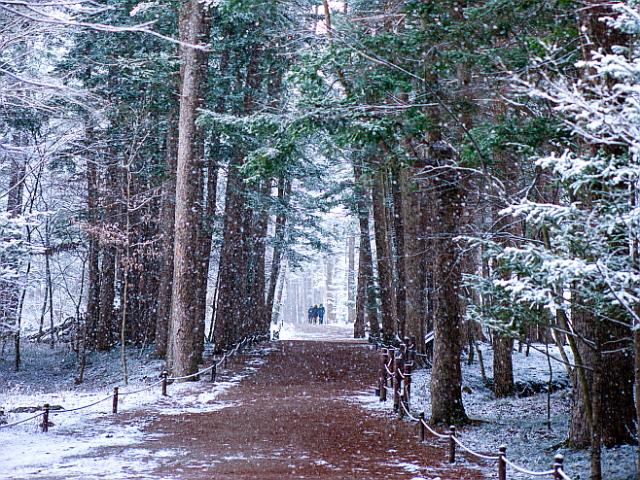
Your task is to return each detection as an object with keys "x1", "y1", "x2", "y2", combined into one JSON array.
[
  {"x1": 325, "y1": 254, "x2": 334, "y2": 324},
  {"x1": 193, "y1": 141, "x2": 217, "y2": 363},
  {"x1": 569, "y1": 305, "x2": 634, "y2": 448},
  {"x1": 429, "y1": 142, "x2": 467, "y2": 426},
  {"x1": 372, "y1": 167, "x2": 395, "y2": 343},
  {"x1": 0, "y1": 148, "x2": 25, "y2": 352},
  {"x1": 402, "y1": 168, "x2": 426, "y2": 353},
  {"x1": 214, "y1": 151, "x2": 250, "y2": 349},
  {"x1": 168, "y1": 0, "x2": 210, "y2": 376},
  {"x1": 155, "y1": 112, "x2": 179, "y2": 358},
  {"x1": 266, "y1": 176, "x2": 290, "y2": 326},
  {"x1": 492, "y1": 336, "x2": 514, "y2": 397},
  {"x1": 634, "y1": 329, "x2": 640, "y2": 480},
  {"x1": 354, "y1": 160, "x2": 379, "y2": 338},
  {"x1": 391, "y1": 164, "x2": 407, "y2": 339},
  {"x1": 246, "y1": 181, "x2": 270, "y2": 334}
]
